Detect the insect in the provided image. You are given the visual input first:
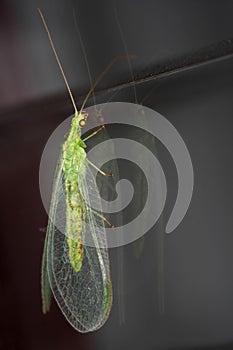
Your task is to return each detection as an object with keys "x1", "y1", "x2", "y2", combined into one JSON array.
[{"x1": 38, "y1": 9, "x2": 131, "y2": 333}]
